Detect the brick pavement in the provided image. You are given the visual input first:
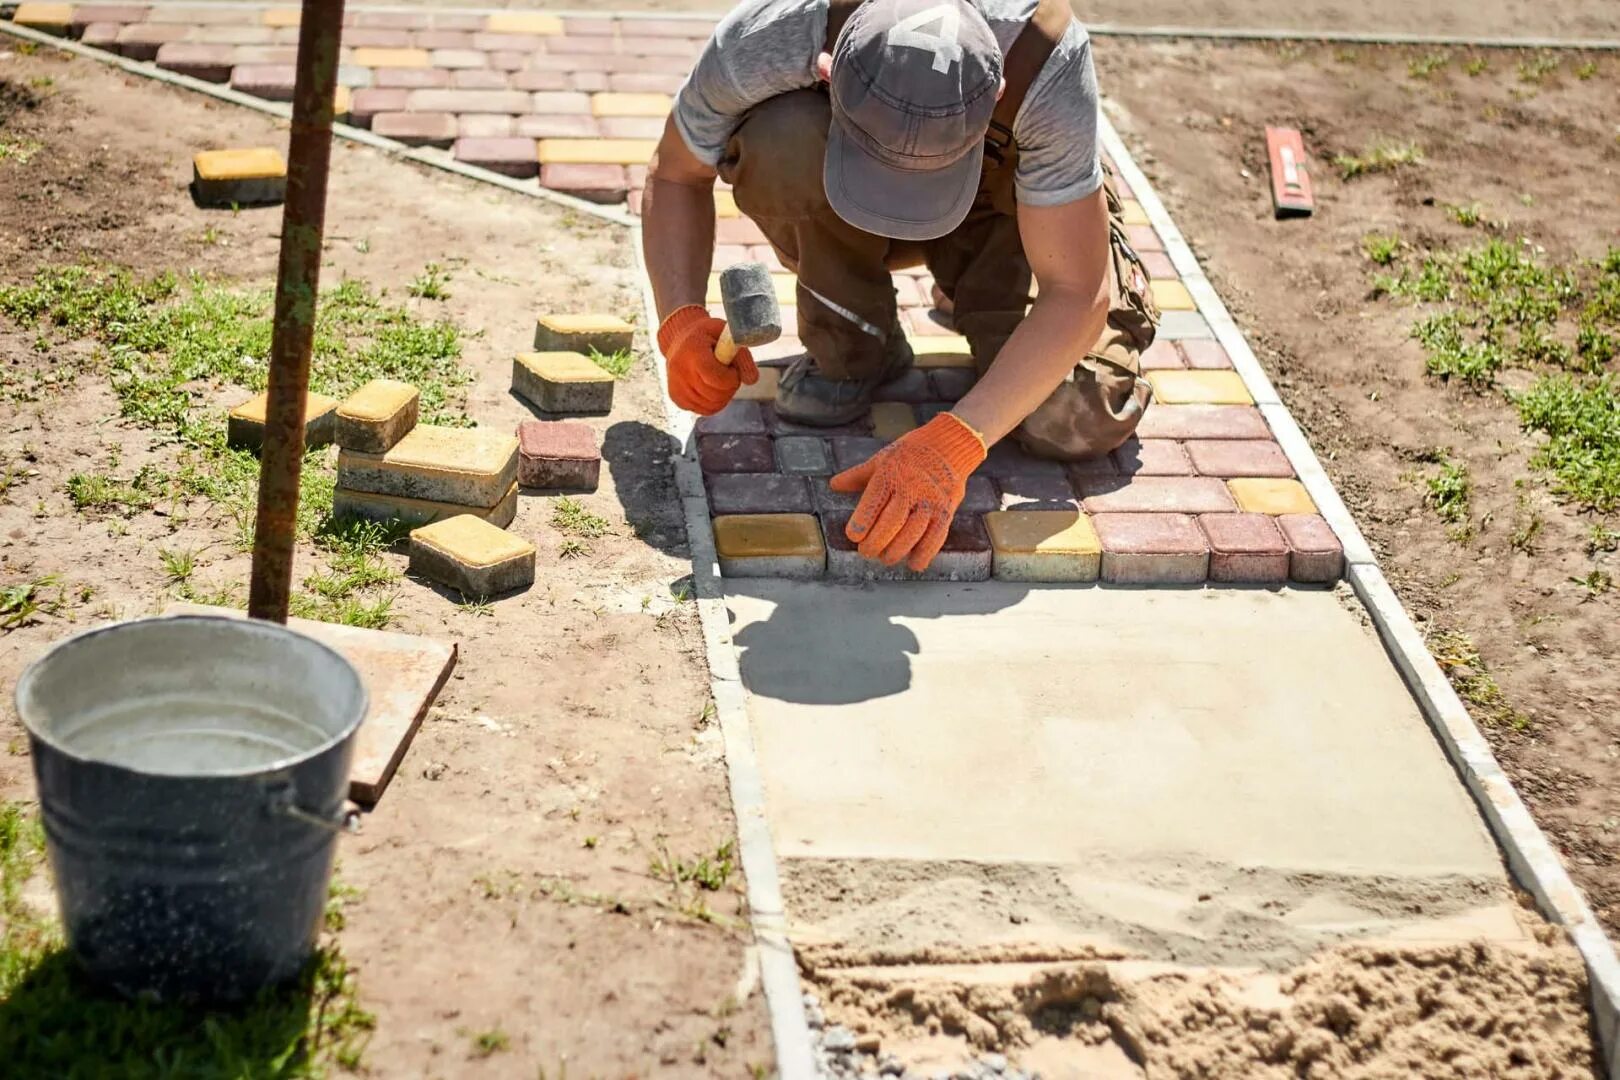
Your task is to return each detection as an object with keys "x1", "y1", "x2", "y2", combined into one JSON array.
[{"x1": 7, "y1": 2, "x2": 1346, "y2": 585}]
